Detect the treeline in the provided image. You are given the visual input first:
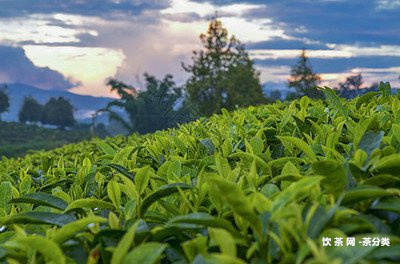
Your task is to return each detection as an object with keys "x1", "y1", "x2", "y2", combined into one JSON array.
[
  {"x1": 0, "y1": 89, "x2": 75, "y2": 129},
  {"x1": 101, "y1": 18, "x2": 398, "y2": 135},
  {"x1": 1, "y1": 18, "x2": 398, "y2": 136},
  {"x1": 18, "y1": 96, "x2": 75, "y2": 129},
  {"x1": 270, "y1": 49, "x2": 387, "y2": 101}
]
